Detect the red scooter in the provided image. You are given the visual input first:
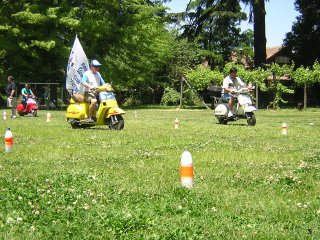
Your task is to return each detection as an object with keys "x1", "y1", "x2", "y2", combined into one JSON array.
[{"x1": 17, "y1": 95, "x2": 39, "y2": 117}]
